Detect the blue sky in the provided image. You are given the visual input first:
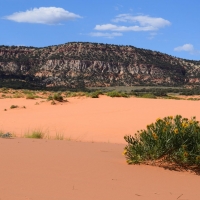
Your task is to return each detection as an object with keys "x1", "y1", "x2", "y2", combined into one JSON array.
[{"x1": 0, "y1": 0, "x2": 200, "y2": 60}]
